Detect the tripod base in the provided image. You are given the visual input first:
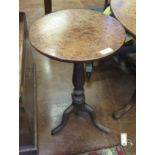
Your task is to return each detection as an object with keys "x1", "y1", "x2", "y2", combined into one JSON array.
[
  {"x1": 51, "y1": 103, "x2": 110, "y2": 135},
  {"x1": 51, "y1": 63, "x2": 110, "y2": 135}
]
